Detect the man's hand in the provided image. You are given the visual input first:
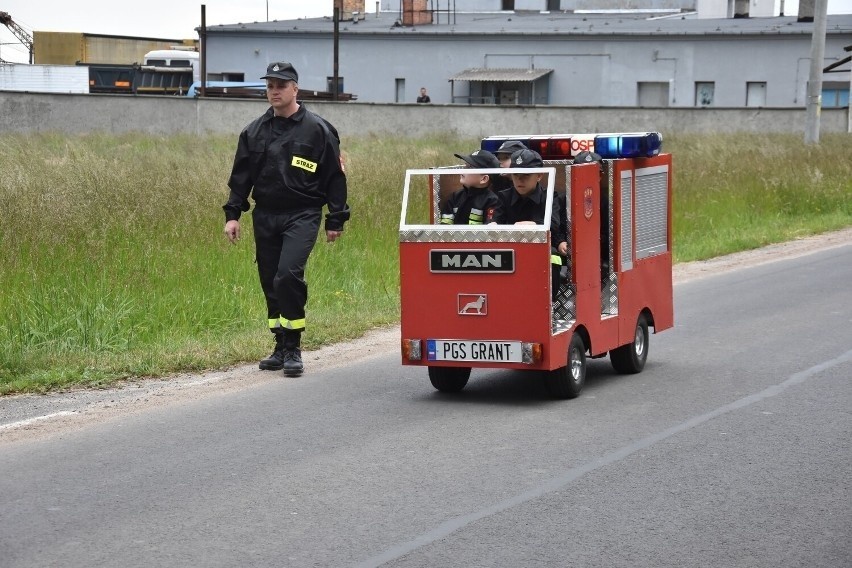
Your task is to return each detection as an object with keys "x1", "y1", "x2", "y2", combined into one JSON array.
[
  {"x1": 326, "y1": 230, "x2": 342, "y2": 243},
  {"x1": 224, "y1": 220, "x2": 241, "y2": 244}
]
